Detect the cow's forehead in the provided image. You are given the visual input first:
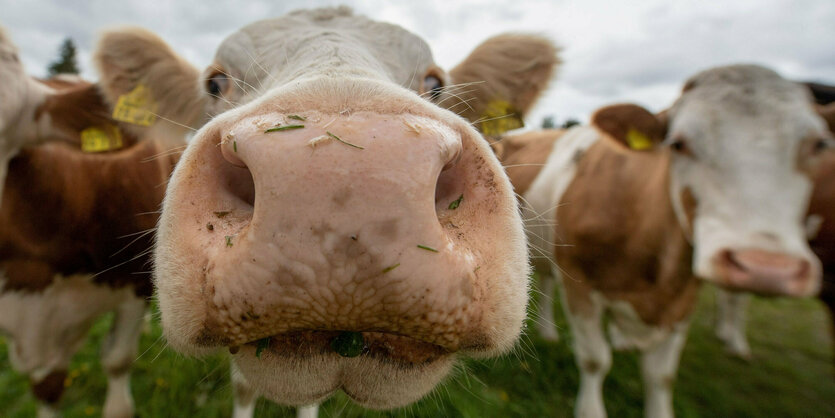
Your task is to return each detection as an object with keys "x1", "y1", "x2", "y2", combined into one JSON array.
[
  {"x1": 670, "y1": 65, "x2": 821, "y2": 141},
  {"x1": 212, "y1": 7, "x2": 435, "y2": 89}
]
